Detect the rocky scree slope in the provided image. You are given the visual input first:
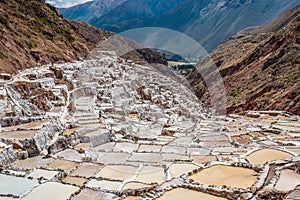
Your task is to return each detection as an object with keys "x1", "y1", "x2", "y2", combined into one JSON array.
[{"x1": 188, "y1": 5, "x2": 300, "y2": 115}]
